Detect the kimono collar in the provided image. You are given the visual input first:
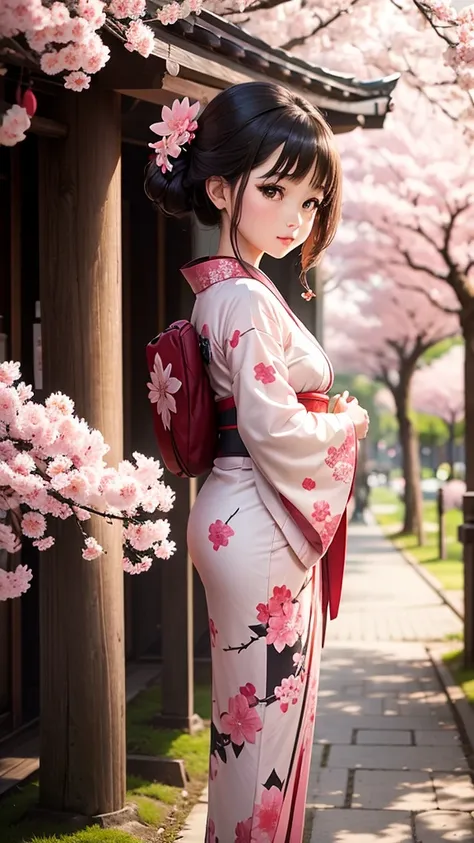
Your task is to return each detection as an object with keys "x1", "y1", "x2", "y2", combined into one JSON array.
[{"x1": 180, "y1": 256, "x2": 264, "y2": 294}]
